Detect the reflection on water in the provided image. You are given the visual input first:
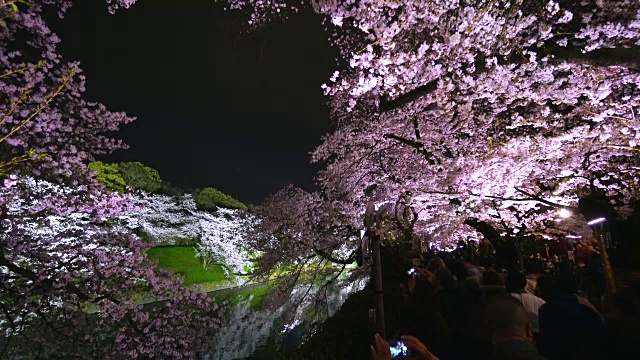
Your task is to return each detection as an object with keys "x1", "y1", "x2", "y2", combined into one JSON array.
[{"x1": 203, "y1": 277, "x2": 368, "y2": 360}]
